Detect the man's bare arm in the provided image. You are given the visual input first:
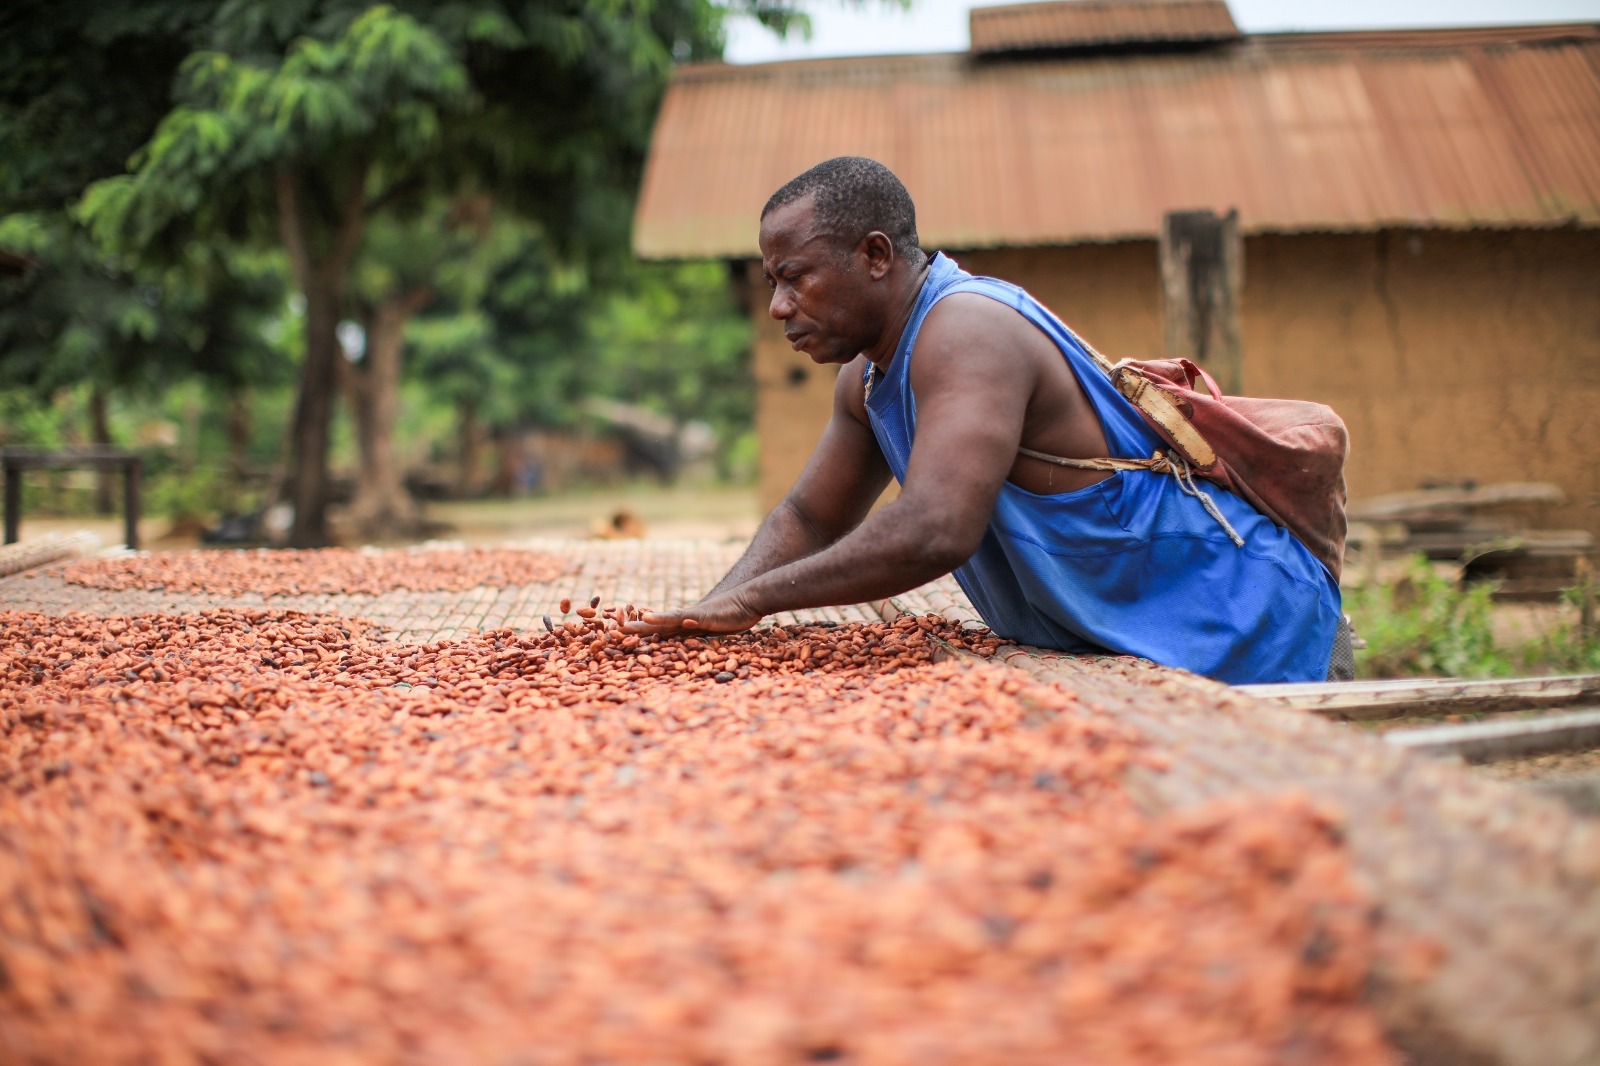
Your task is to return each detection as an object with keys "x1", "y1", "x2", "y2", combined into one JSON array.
[
  {"x1": 631, "y1": 297, "x2": 1036, "y2": 633},
  {"x1": 702, "y1": 500, "x2": 824, "y2": 599},
  {"x1": 701, "y1": 359, "x2": 892, "y2": 597}
]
